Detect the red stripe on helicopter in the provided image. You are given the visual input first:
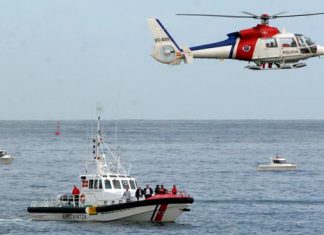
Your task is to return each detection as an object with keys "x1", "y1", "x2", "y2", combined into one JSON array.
[{"x1": 154, "y1": 204, "x2": 168, "y2": 222}]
